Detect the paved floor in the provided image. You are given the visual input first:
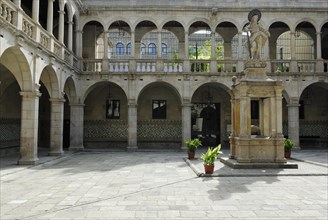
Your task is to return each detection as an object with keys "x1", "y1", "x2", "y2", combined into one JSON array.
[{"x1": 0, "y1": 148, "x2": 327, "y2": 220}]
